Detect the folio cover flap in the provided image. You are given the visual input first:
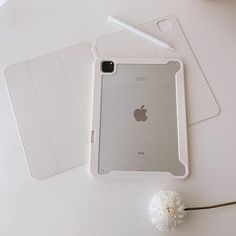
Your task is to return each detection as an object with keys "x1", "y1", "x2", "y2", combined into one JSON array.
[{"x1": 5, "y1": 42, "x2": 94, "y2": 179}]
